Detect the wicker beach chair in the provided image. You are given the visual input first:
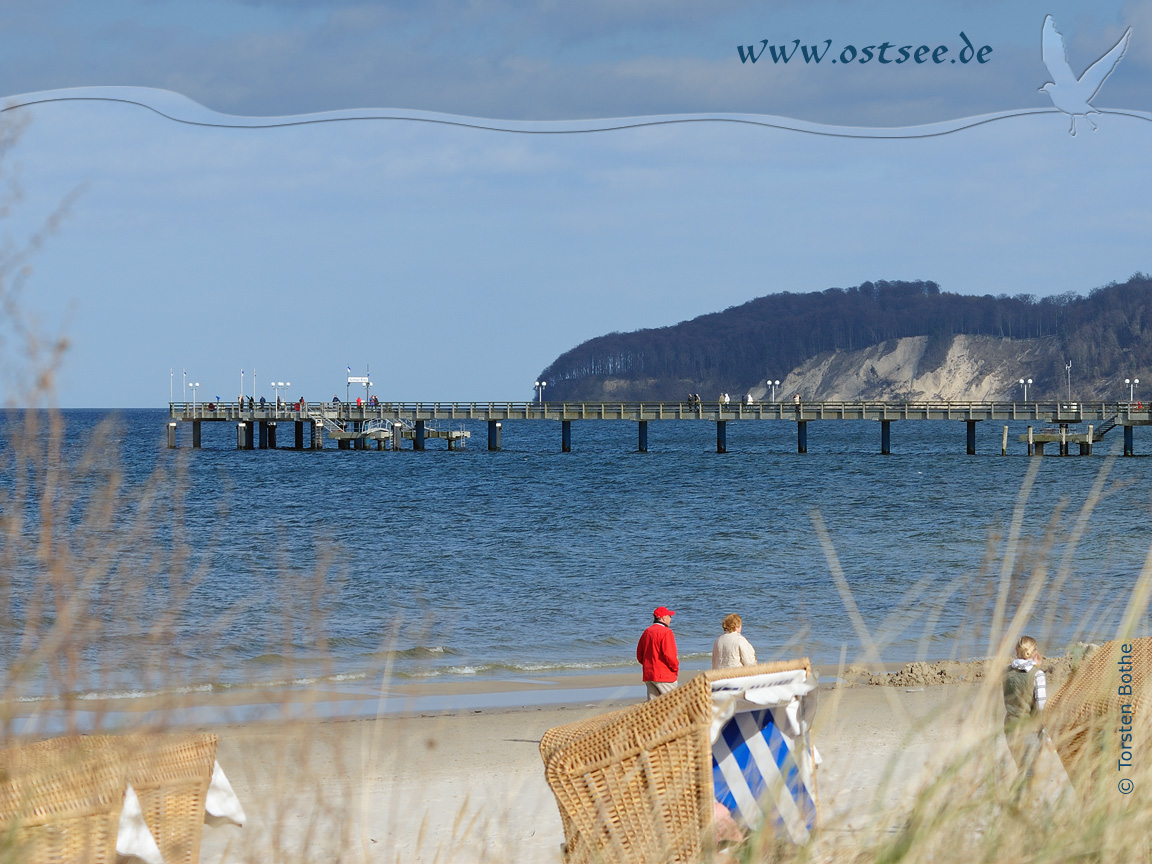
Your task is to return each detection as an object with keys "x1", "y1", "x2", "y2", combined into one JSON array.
[
  {"x1": 0, "y1": 731, "x2": 219, "y2": 864},
  {"x1": 540, "y1": 660, "x2": 817, "y2": 864},
  {"x1": 0, "y1": 734, "x2": 130, "y2": 864},
  {"x1": 1045, "y1": 637, "x2": 1149, "y2": 793},
  {"x1": 122, "y1": 732, "x2": 219, "y2": 864}
]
